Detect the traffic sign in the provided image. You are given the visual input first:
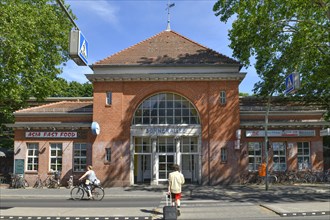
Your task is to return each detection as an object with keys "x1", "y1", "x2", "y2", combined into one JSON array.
[
  {"x1": 78, "y1": 31, "x2": 88, "y2": 65},
  {"x1": 285, "y1": 72, "x2": 300, "y2": 94},
  {"x1": 69, "y1": 30, "x2": 89, "y2": 66},
  {"x1": 285, "y1": 74, "x2": 295, "y2": 94}
]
